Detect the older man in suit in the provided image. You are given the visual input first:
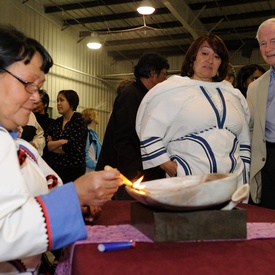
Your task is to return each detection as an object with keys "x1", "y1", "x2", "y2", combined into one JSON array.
[{"x1": 247, "y1": 18, "x2": 275, "y2": 209}]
